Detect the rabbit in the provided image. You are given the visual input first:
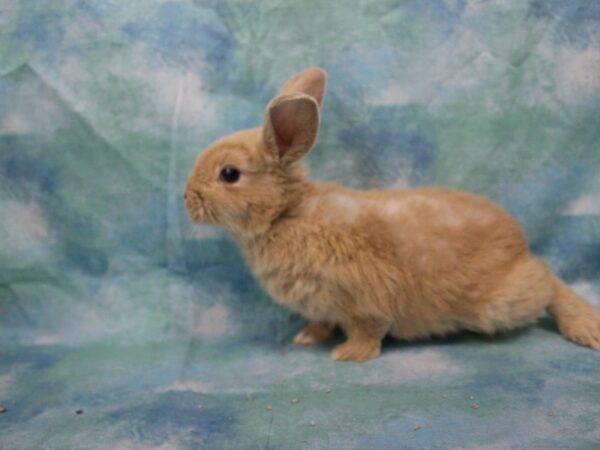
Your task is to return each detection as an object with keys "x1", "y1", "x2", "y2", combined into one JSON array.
[{"x1": 184, "y1": 67, "x2": 600, "y2": 362}]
